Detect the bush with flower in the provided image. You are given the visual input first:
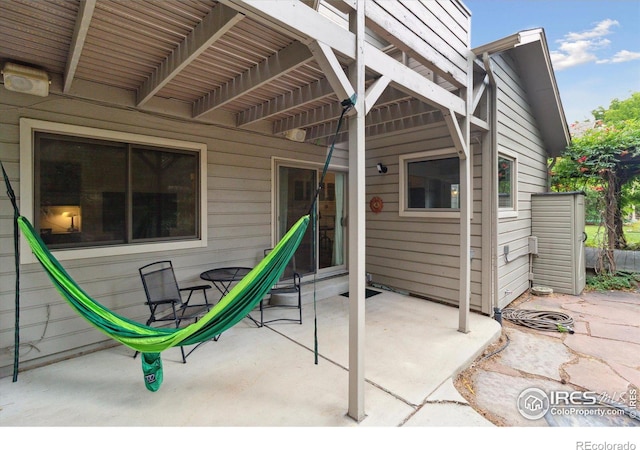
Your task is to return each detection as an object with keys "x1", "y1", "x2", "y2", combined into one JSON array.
[{"x1": 550, "y1": 117, "x2": 640, "y2": 272}]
